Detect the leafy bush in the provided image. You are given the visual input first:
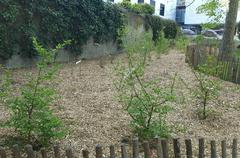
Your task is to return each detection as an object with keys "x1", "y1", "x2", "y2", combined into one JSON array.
[
  {"x1": 145, "y1": 15, "x2": 178, "y2": 42},
  {"x1": 163, "y1": 20, "x2": 178, "y2": 39},
  {"x1": 0, "y1": 38, "x2": 69, "y2": 147},
  {"x1": 114, "y1": 29, "x2": 175, "y2": 140},
  {"x1": 0, "y1": 0, "x2": 123, "y2": 59},
  {"x1": 119, "y1": 1, "x2": 155, "y2": 15},
  {"x1": 193, "y1": 65, "x2": 220, "y2": 120}
]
